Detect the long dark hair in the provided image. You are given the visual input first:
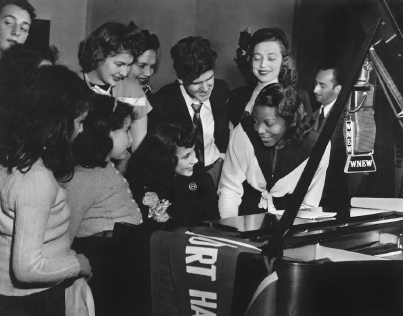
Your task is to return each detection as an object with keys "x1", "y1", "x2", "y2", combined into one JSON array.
[
  {"x1": 72, "y1": 94, "x2": 134, "y2": 168},
  {"x1": 0, "y1": 65, "x2": 93, "y2": 182},
  {"x1": 126, "y1": 123, "x2": 197, "y2": 198},
  {"x1": 254, "y1": 83, "x2": 313, "y2": 147}
]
